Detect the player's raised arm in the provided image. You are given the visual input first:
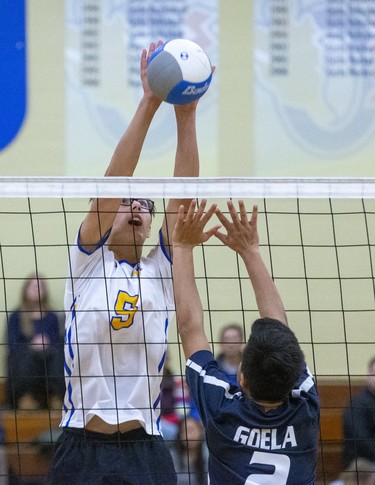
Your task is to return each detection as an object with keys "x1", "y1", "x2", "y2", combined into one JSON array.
[
  {"x1": 215, "y1": 200, "x2": 288, "y2": 325},
  {"x1": 149, "y1": 39, "x2": 215, "y2": 253},
  {"x1": 79, "y1": 42, "x2": 163, "y2": 250},
  {"x1": 172, "y1": 199, "x2": 220, "y2": 359},
  {"x1": 161, "y1": 101, "x2": 200, "y2": 257}
]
